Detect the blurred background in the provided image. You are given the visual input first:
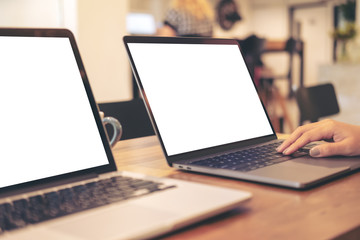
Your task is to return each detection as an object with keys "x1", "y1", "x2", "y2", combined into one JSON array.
[{"x1": 1, "y1": 0, "x2": 359, "y2": 133}]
